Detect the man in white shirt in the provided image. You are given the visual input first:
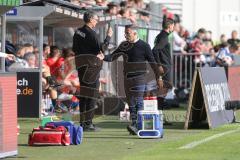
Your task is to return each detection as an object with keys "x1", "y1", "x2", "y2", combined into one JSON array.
[{"x1": 172, "y1": 23, "x2": 186, "y2": 54}]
